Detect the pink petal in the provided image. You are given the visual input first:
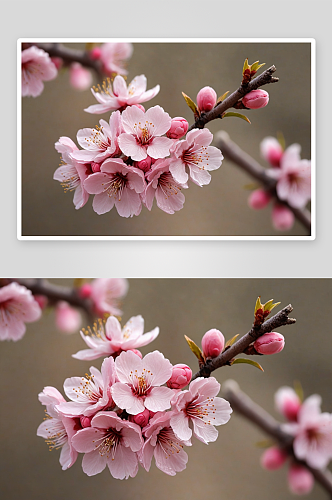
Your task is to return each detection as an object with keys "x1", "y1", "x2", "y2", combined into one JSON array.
[
  {"x1": 84, "y1": 173, "x2": 109, "y2": 195},
  {"x1": 111, "y1": 383, "x2": 145, "y2": 415},
  {"x1": 71, "y1": 428, "x2": 104, "y2": 453},
  {"x1": 121, "y1": 105, "x2": 145, "y2": 135},
  {"x1": 145, "y1": 106, "x2": 171, "y2": 136},
  {"x1": 143, "y1": 351, "x2": 173, "y2": 386},
  {"x1": 82, "y1": 450, "x2": 107, "y2": 476},
  {"x1": 189, "y1": 167, "x2": 211, "y2": 186},
  {"x1": 170, "y1": 412, "x2": 192, "y2": 441},
  {"x1": 112, "y1": 75, "x2": 129, "y2": 98},
  {"x1": 115, "y1": 351, "x2": 143, "y2": 384},
  {"x1": 169, "y1": 158, "x2": 188, "y2": 184},
  {"x1": 145, "y1": 386, "x2": 173, "y2": 412},
  {"x1": 155, "y1": 186, "x2": 185, "y2": 214},
  {"x1": 118, "y1": 134, "x2": 147, "y2": 161},
  {"x1": 115, "y1": 188, "x2": 141, "y2": 218},
  {"x1": 108, "y1": 444, "x2": 138, "y2": 479},
  {"x1": 147, "y1": 137, "x2": 173, "y2": 159},
  {"x1": 92, "y1": 192, "x2": 115, "y2": 215},
  {"x1": 154, "y1": 441, "x2": 188, "y2": 475},
  {"x1": 192, "y1": 419, "x2": 218, "y2": 444}
]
